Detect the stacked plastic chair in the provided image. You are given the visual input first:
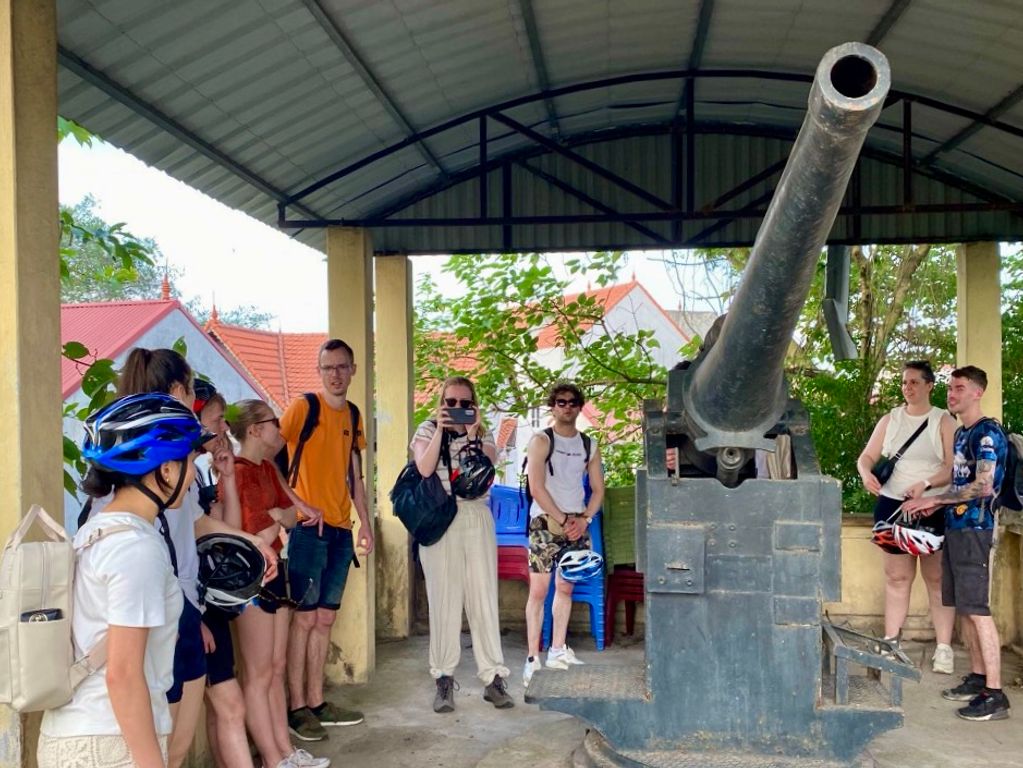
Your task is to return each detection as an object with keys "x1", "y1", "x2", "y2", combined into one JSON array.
[
  {"x1": 602, "y1": 485, "x2": 645, "y2": 647},
  {"x1": 540, "y1": 509, "x2": 606, "y2": 651},
  {"x1": 490, "y1": 484, "x2": 530, "y2": 585}
]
